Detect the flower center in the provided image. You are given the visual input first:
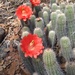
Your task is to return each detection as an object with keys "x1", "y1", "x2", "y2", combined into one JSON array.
[
  {"x1": 22, "y1": 8, "x2": 26, "y2": 16},
  {"x1": 28, "y1": 40, "x2": 35, "y2": 50}
]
